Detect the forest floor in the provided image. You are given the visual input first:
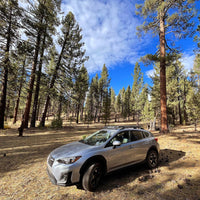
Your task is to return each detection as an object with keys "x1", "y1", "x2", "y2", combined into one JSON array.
[{"x1": 0, "y1": 121, "x2": 200, "y2": 200}]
